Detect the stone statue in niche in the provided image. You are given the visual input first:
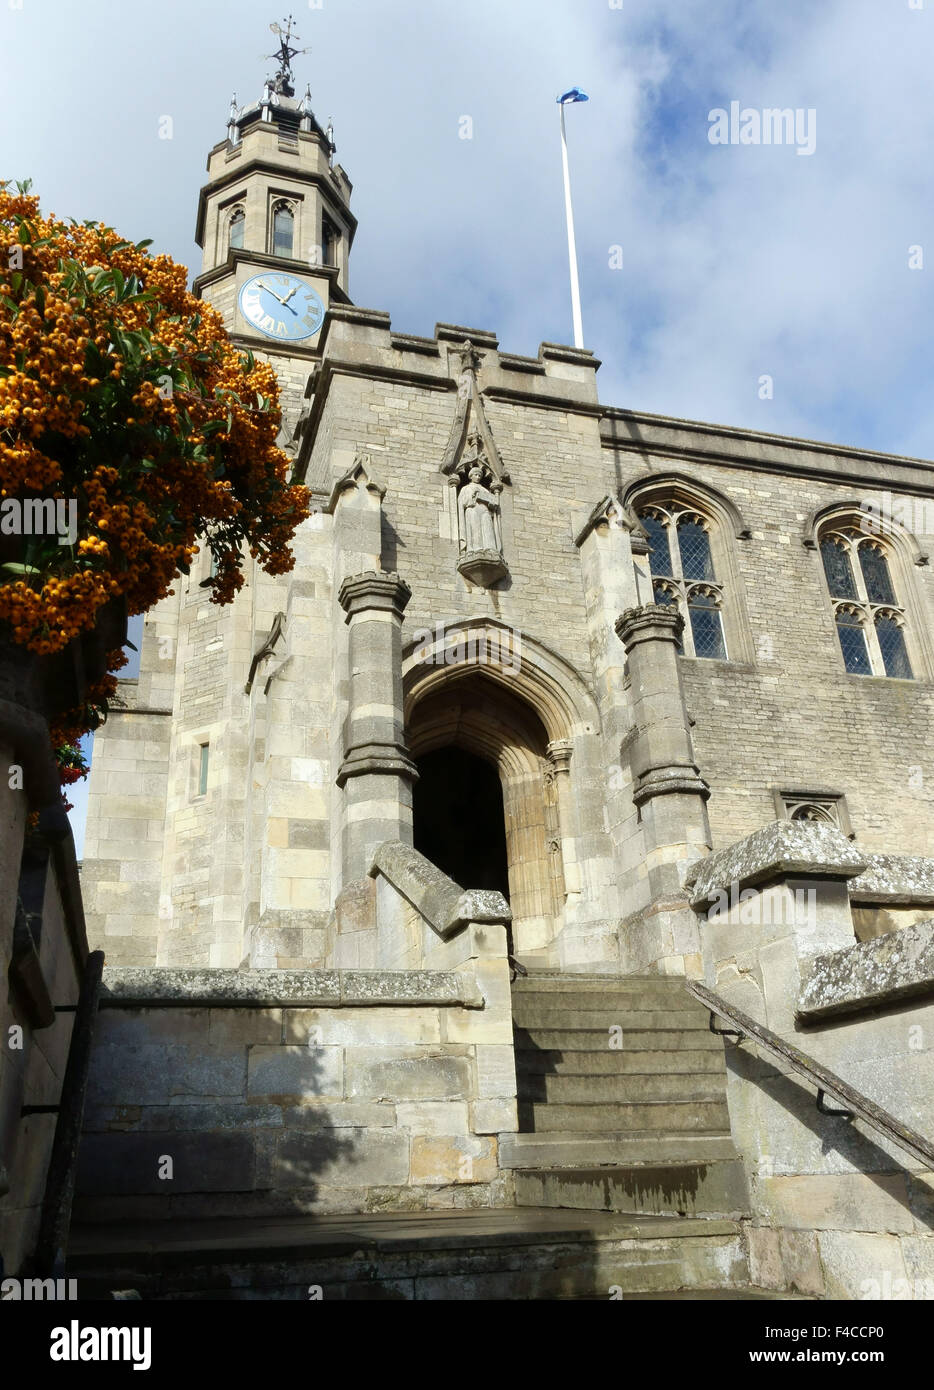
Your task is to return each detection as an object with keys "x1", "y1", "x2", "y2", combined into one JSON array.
[
  {"x1": 459, "y1": 466, "x2": 502, "y2": 555},
  {"x1": 455, "y1": 439, "x2": 508, "y2": 586}
]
